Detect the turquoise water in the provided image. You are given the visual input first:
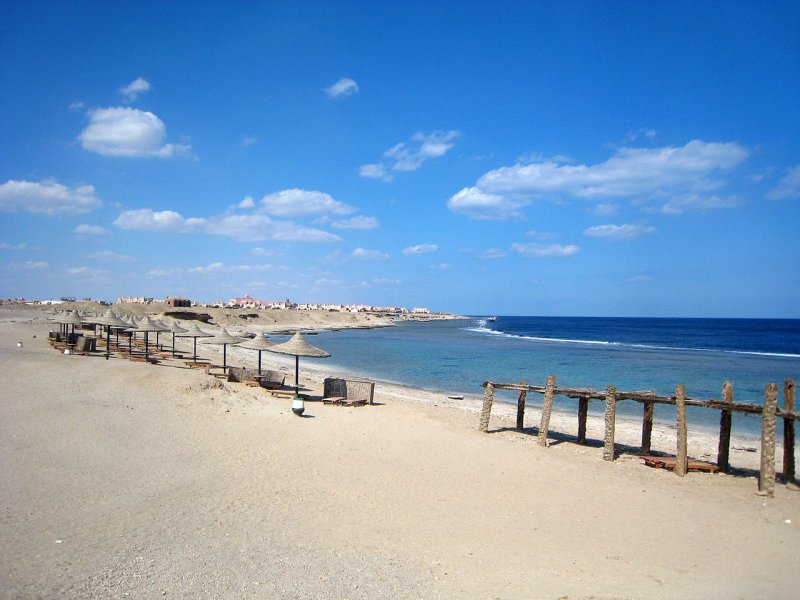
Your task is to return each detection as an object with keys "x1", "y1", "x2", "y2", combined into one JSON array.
[{"x1": 273, "y1": 317, "x2": 800, "y2": 434}]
